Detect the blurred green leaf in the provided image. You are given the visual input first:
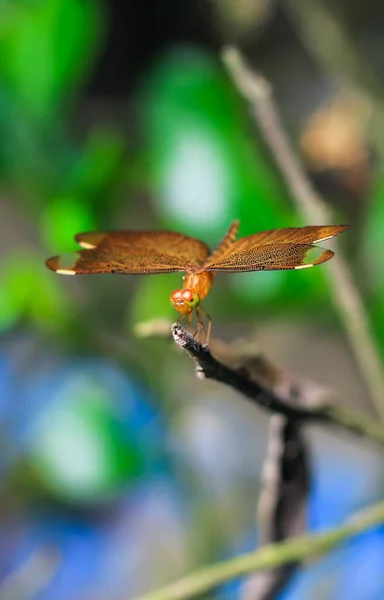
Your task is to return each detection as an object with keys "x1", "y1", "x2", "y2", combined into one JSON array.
[
  {"x1": 40, "y1": 194, "x2": 96, "y2": 251},
  {"x1": 369, "y1": 298, "x2": 384, "y2": 361},
  {"x1": 0, "y1": 0, "x2": 103, "y2": 202},
  {"x1": 66, "y1": 131, "x2": 125, "y2": 199},
  {"x1": 364, "y1": 176, "x2": 384, "y2": 287},
  {"x1": 30, "y1": 387, "x2": 143, "y2": 502},
  {"x1": 0, "y1": 0, "x2": 102, "y2": 116},
  {"x1": 363, "y1": 176, "x2": 384, "y2": 358},
  {"x1": 139, "y1": 46, "x2": 293, "y2": 242},
  {"x1": 0, "y1": 81, "x2": 72, "y2": 197},
  {"x1": 0, "y1": 252, "x2": 70, "y2": 332}
]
